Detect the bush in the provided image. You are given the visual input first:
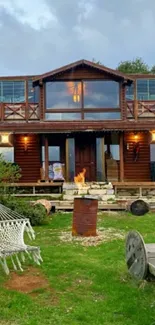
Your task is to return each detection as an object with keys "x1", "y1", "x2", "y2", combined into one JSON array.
[{"x1": 0, "y1": 196, "x2": 48, "y2": 226}]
